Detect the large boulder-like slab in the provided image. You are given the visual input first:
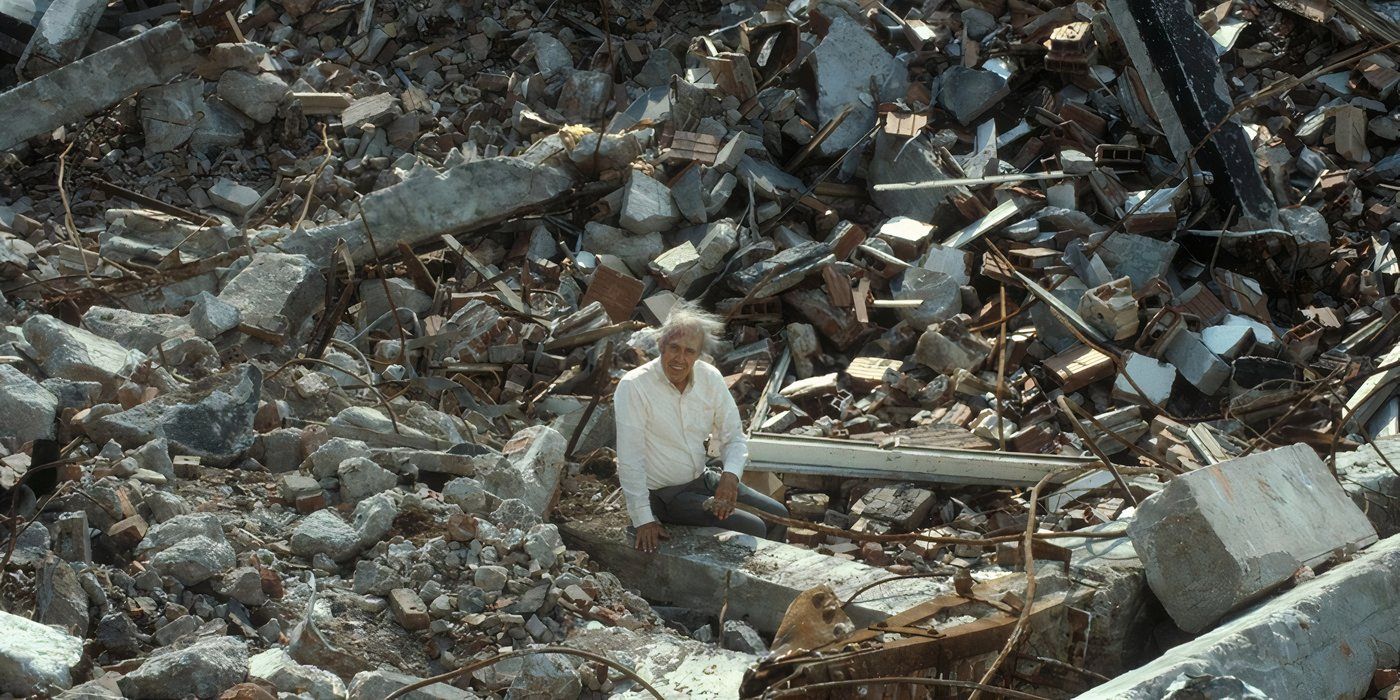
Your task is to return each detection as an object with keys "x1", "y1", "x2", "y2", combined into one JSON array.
[
  {"x1": 0, "y1": 22, "x2": 199, "y2": 151},
  {"x1": 118, "y1": 635, "x2": 248, "y2": 699},
  {"x1": 1129, "y1": 444, "x2": 1377, "y2": 633},
  {"x1": 807, "y1": 14, "x2": 908, "y2": 157},
  {"x1": 216, "y1": 252, "x2": 324, "y2": 357},
  {"x1": 0, "y1": 364, "x2": 59, "y2": 444},
  {"x1": 1081, "y1": 532, "x2": 1400, "y2": 699},
  {"x1": 0, "y1": 609, "x2": 85, "y2": 695},
  {"x1": 22, "y1": 314, "x2": 145, "y2": 388}
]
